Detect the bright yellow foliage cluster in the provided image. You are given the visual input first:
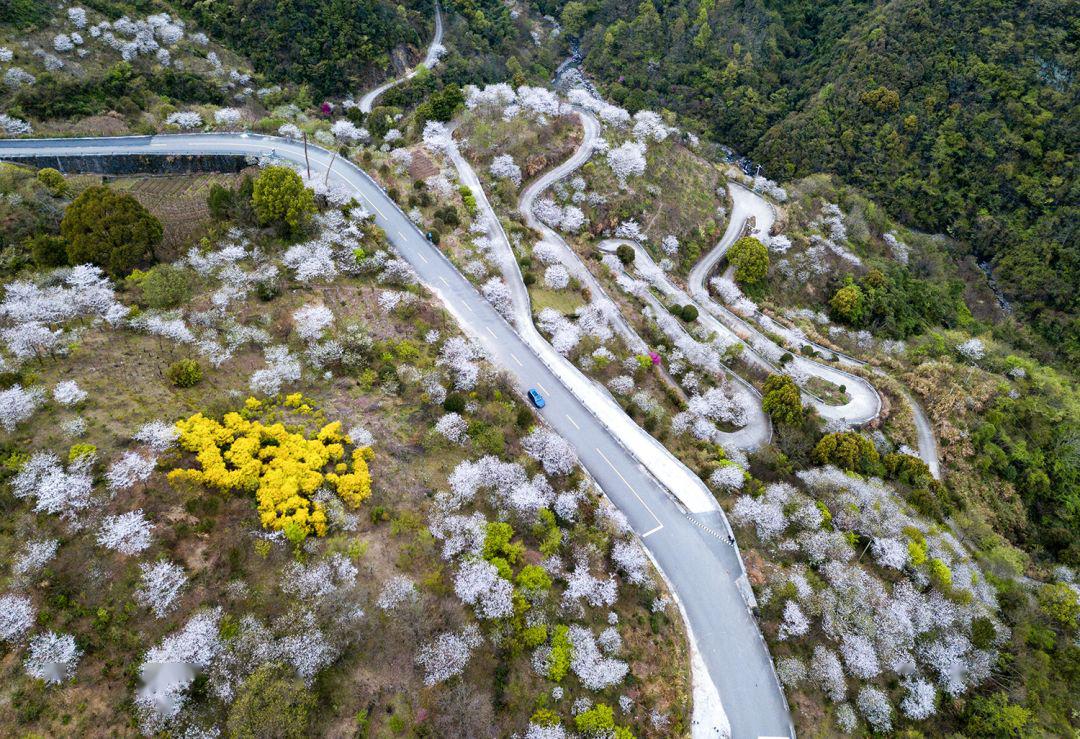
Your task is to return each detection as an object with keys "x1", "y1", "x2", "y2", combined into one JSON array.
[{"x1": 168, "y1": 403, "x2": 373, "y2": 540}]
